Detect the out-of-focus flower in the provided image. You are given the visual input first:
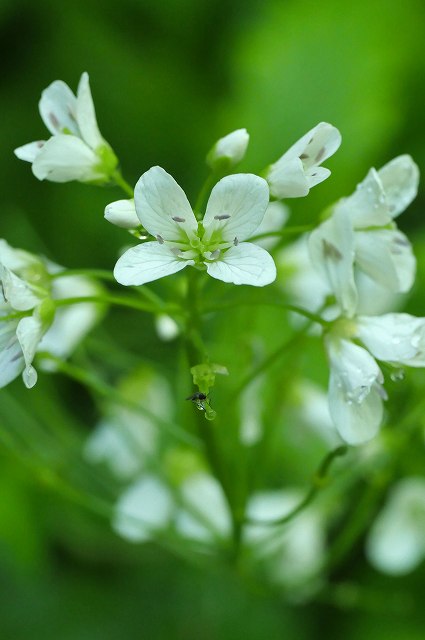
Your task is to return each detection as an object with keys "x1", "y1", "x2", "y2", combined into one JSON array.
[{"x1": 366, "y1": 477, "x2": 425, "y2": 575}]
